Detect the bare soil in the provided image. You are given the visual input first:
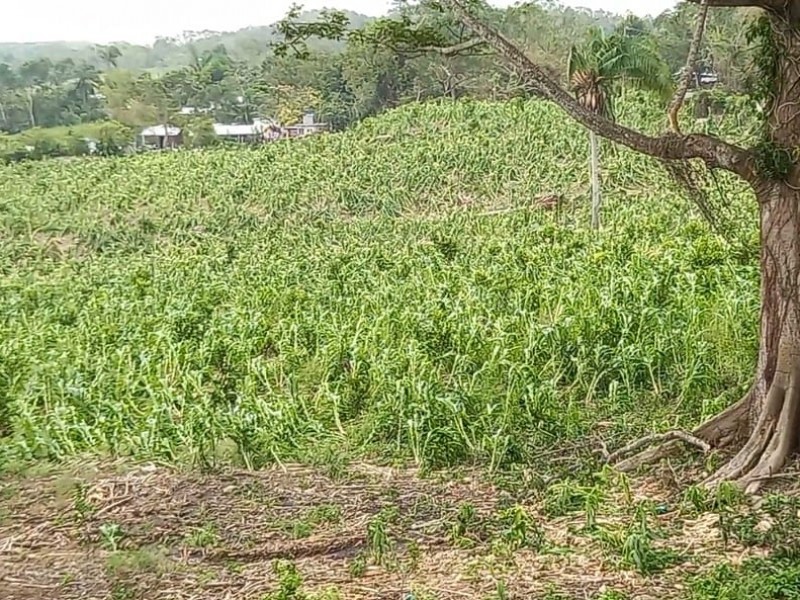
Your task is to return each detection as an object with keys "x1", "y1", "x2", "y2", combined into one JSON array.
[{"x1": 0, "y1": 460, "x2": 771, "y2": 600}]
